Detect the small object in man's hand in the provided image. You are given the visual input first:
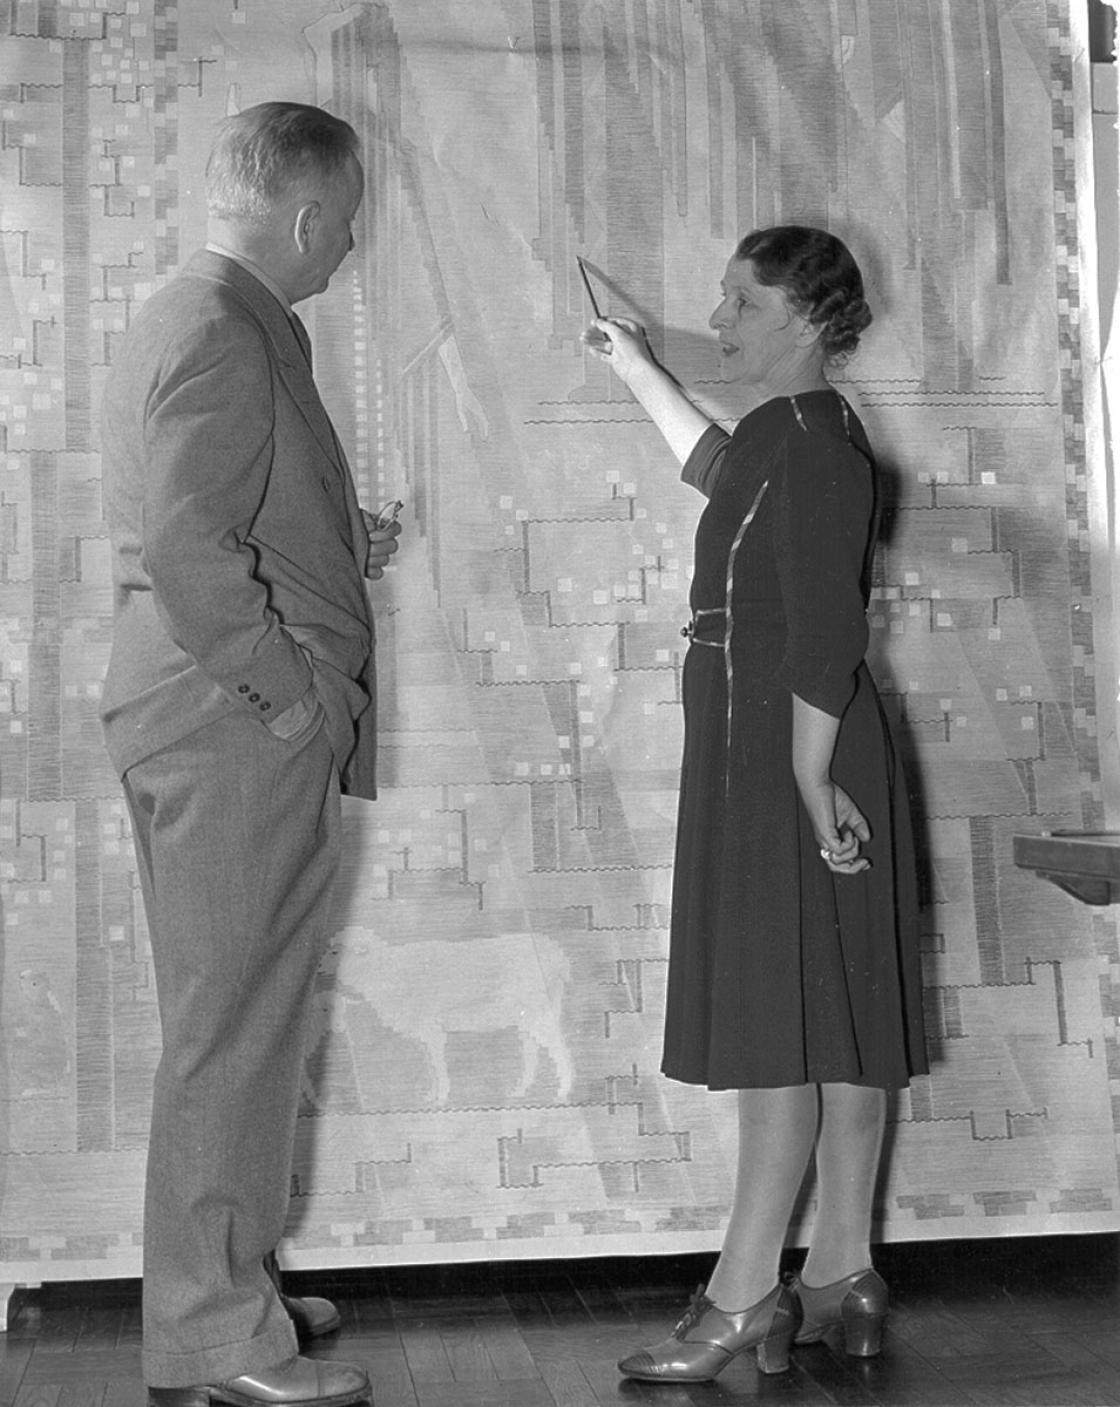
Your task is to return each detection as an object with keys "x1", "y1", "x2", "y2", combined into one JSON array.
[{"x1": 373, "y1": 498, "x2": 404, "y2": 529}]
